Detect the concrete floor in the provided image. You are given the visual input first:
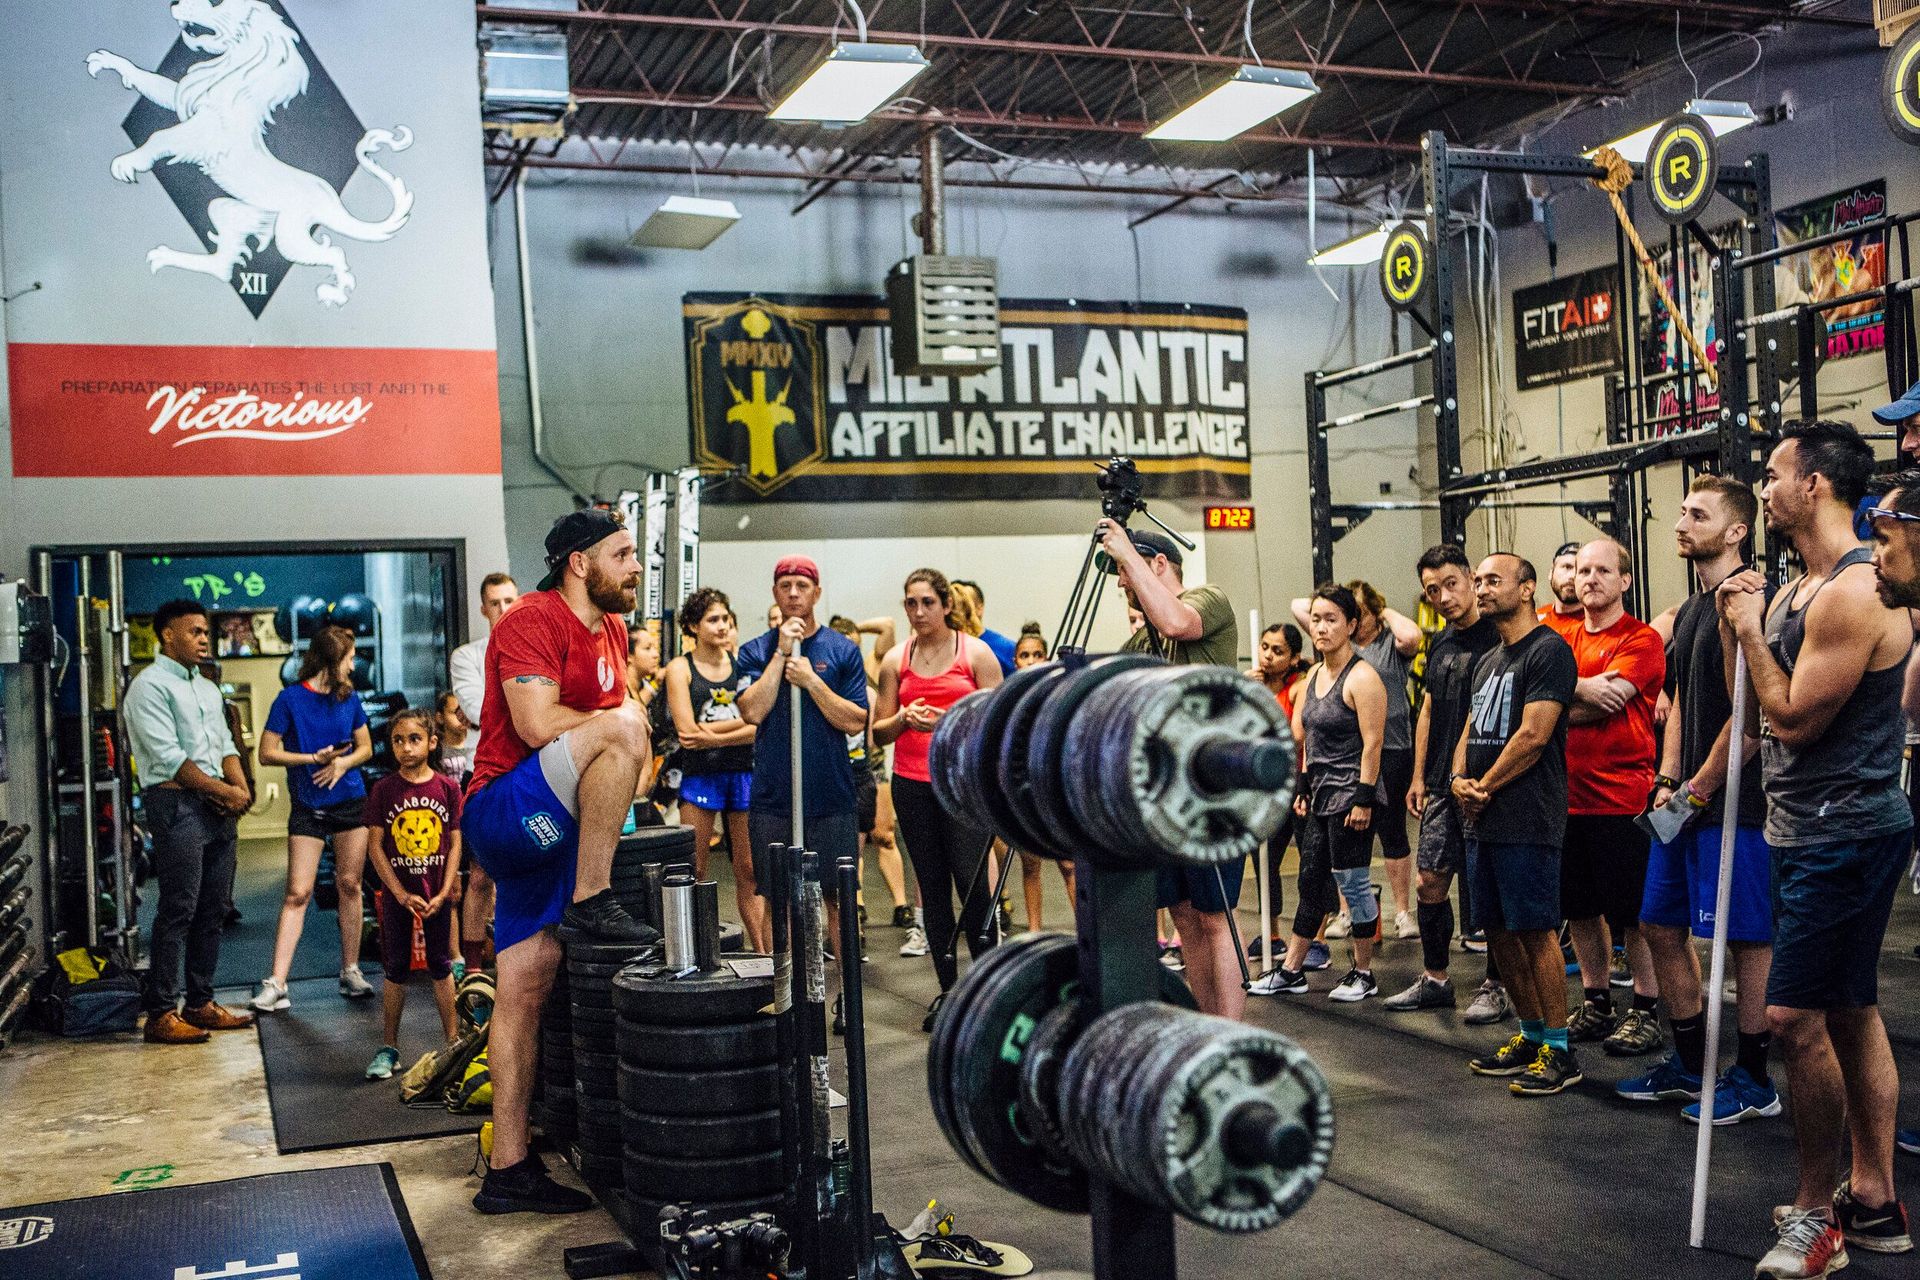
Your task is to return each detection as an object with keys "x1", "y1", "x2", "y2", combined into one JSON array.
[{"x1": 13, "y1": 841, "x2": 1920, "y2": 1279}]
